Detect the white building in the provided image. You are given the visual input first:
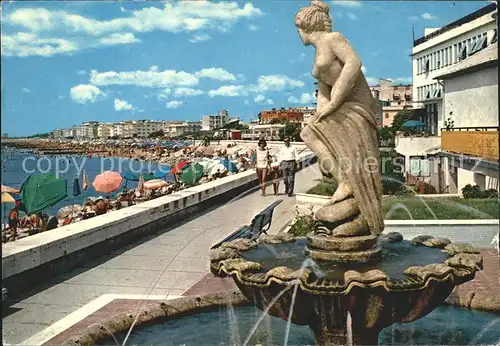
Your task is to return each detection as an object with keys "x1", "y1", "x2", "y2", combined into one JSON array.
[
  {"x1": 201, "y1": 109, "x2": 236, "y2": 131},
  {"x1": 396, "y1": 3, "x2": 498, "y2": 194},
  {"x1": 164, "y1": 121, "x2": 201, "y2": 137},
  {"x1": 97, "y1": 123, "x2": 114, "y2": 139},
  {"x1": 412, "y1": 3, "x2": 496, "y2": 136},
  {"x1": 242, "y1": 124, "x2": 285, "y2": 141}
]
